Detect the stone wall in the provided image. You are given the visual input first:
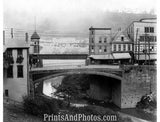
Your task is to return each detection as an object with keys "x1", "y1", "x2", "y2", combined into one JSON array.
[{"x1": 121, "y1": 65, "x2": 156, "y2": 108}]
